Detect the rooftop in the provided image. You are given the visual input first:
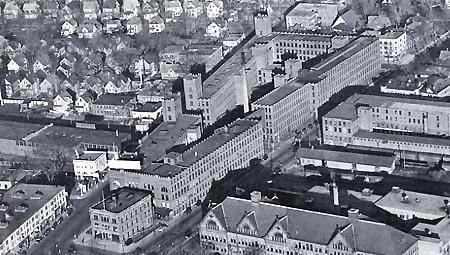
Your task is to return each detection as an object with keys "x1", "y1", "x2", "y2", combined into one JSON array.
[
  {"x1": 77, "y1": 152, "x2": 105, "y2": 161},
  {"x1": 324, "y1": 93, "x2": 450, "y2": 120},
  {"x1": 0, "y1": 184, "x2": 65, "y2": 243},
  {"x1": 353, "y1": 130, "x2": 450, "y2": 147},
  {"x1": 253, "y1": 83, "x2": 303, "y2": 106},
  {"x1": 134, "y1": 102, "x2": 162, "y2": 112},
  {"x1": 29, "y1": 126, "x2": 129, "y2": 148},
  {"x1": 375, "y1": 188, "x2": 450, "y2": 219},
  {"x1": 296, "y1": 147, "x2": 396, "y2": 168},
  {"x1": 141, "y1": 114, "x2": 201, "y2": 163},
  {"x1": 94, "y1": 93, "x2": 136, "y2": 106},
  {"x1": 286, "y1": 2, "x2": 338, "y2": 27},
  {"x1": 0, "y1": 121, "x2": 44, "y2": 140},
  {"x1": 91, "y1": 187, "x2": 151, "y2": 213},
  {"x1": 274, "y1": 32, "x2": 333, "y2": 42},
  {"x1": 210, "y1": 196, "x2": 417, "y2": 255},
  {"x1": 141, "y1": 163, "x2": 184, "y2": 178},
  {"x1": 380, "y1": 31, "x2": 405, "y2": 40}
]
